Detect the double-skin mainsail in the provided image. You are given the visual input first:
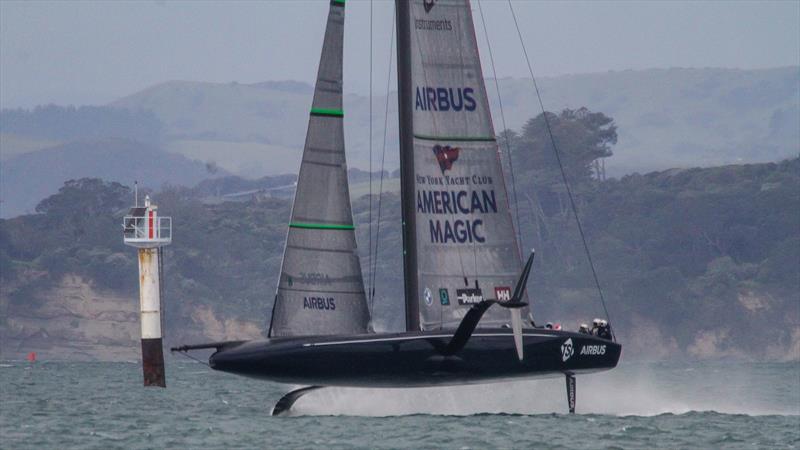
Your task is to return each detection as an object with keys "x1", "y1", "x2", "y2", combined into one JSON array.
[{"x1": 397, "y1": 0, "x2": 531, "y2": 331}]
